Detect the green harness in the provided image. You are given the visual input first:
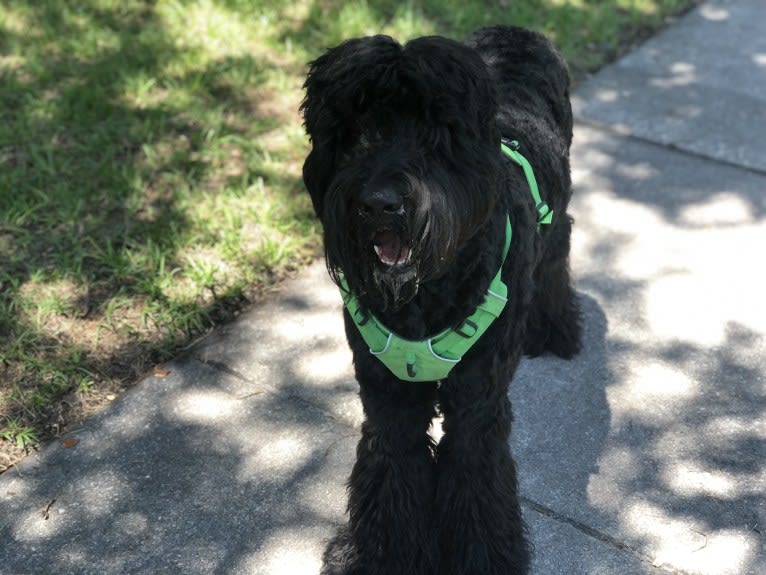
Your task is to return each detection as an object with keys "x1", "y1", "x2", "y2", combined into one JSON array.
[{"x1": 339, "y1": 139, "x2": 552, "y2": 382}]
